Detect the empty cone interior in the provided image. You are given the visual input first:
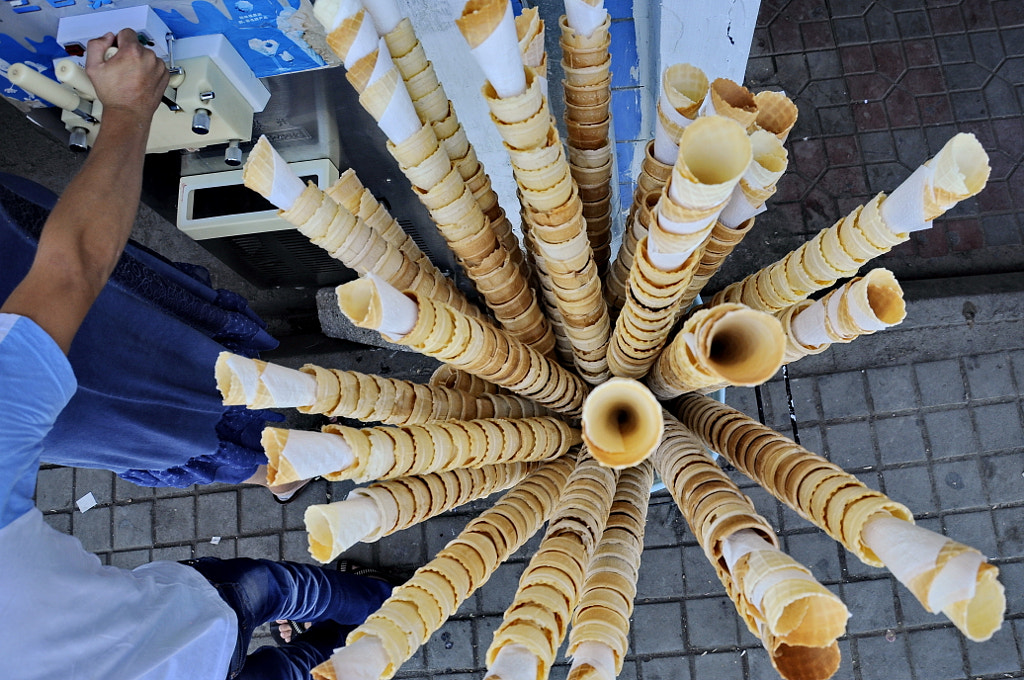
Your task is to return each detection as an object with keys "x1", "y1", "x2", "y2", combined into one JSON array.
[
  {"x1": 770, "y1": 640, "x2": 841, "y2": 680},
  {"x1": 702, "y1": 308, "x2": 786, "y2": 385},
  {"x1": 862, "y1": 269, "x2": 906, "y2": 326},
  {"x1": 581, "y1": 378, "x2": 664, "y2": 468}
]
